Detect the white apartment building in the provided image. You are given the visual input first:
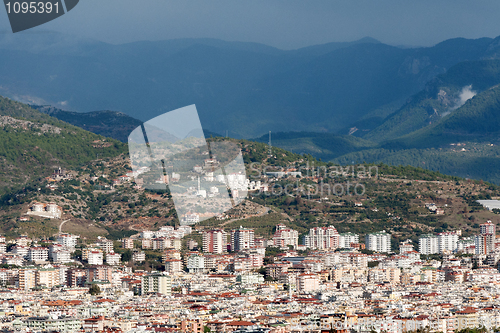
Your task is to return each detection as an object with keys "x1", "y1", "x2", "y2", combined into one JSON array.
[
  {"x1": 177, "y1": 225, "x2": 192, "y2": 236},
  {"x1": 339, "y1": 232, "x2": 360, "y2": 248},
  {"x1": 88, "y1": 251, "x2": 103, "y2": 265},
  {"x1": 12, "y1": 246, "x2": 29, "y2": 258},
  {"x1": 187, "y1": 254, "x2": 205, "y2": 273},
  {"x1": 164, "y1": 259, "x2": 183, "y2": 273},
  {"x1": 56, "y1": 234, "x2": 79, "y2": 251},
  {"x1": 365, "y1": 231, "x2": 391, "y2": 253},
  {"x1": 28, "y1": 247, "x2": 49, "y2": 262},
  {"x1": 438, "y1": 232, "x2": 459, "y2": 253},
  {"x1": 52, "y1": 250, "x2": 71, "y2": 264},
  {"x1": 419, "y1": 234, "x2": 439, "y2": 254},
  {"x1": 106, "y1": 252, "x2": 121, "y2": 265},
  {"x1": 296, "y1": 273, "x2": 320, "y2": 293},
  {"x1": 141, "y1": 230, "x2": 154, "y2": 239},
  {"x1": 457, "y1": 237, "x2": 475, "y2": 252},
  {"x1": 304, "y1": 226, "x2": 340, "y2": 250}
]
